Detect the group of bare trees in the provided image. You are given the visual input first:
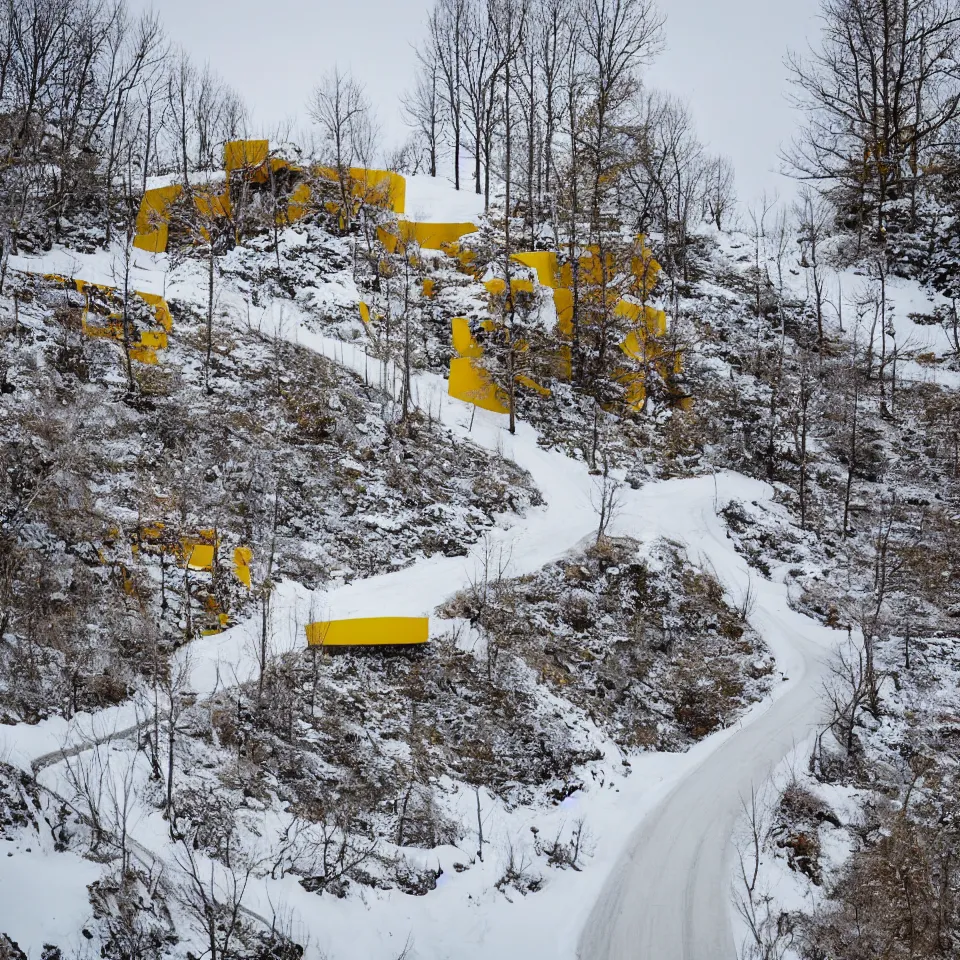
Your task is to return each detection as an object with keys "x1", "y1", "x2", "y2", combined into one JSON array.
[
  {"x1": 407, "y1": 0, "x2": 735, "y2": 237},
  {"x1": 404, "y1": 0, "x2": 734, "y2": 417},
  {"x1": 787, "y1": 0, "x2": 960, "y2": 245},
  {"x1": 0, "y1": 0, "x2": 250, "y2": 268}
]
